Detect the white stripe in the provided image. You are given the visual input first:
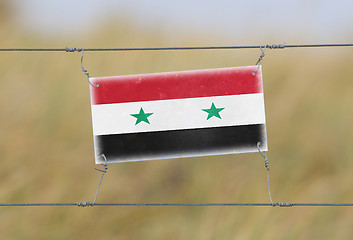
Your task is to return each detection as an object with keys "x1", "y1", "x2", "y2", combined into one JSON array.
[{"x1": 91, "y1": 93, "x2": 266, "y2": 135}]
